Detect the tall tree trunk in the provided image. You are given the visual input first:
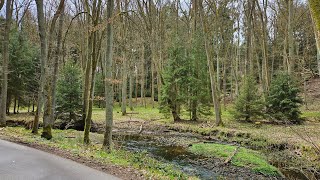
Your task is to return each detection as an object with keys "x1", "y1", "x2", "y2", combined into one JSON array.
[
  {"x1": 287, "y1": 0, "x2": 294, "y2": 74},
  {"x1": 135, "y1": 66, "x2": 138, "y2": 107},
  {"x1": 84, "y1": 0, "x2": 102, "y2": 144},
  {"x1": 13, "y1": 96, "x2": 17, "y2": 114},
  {"x1": 50, "y1": 6, "x2": 64, "y2": 128},
  {"x1": 151, "y1": 61, "x2": 155, "y2": 108},
  {"x1": 256, "y1": 0, "x2": 269, "y2": 92},
  {"x1": 245, "y1": 0, "x2": 255, "y2": 75},
  {"x1": 103, "y1": 0, "x2": 114, "y2": 151},
  {"x1": 0, "y1": 0, "x2": 12, "y2": 127},
  {"x1": 199, "y1": 0, "x2": 222, "y2": 126},
  {"x1": 129, "y1": 69, "x2": 133, "y2": 111},
  {"x1": 42, "y1": 0, "x2": 65, "y2": 140},
  {"x1": 82, "y1": 1, "x2": 93, "y2": 132},
  {"x1": 140, "y1": 46, "x2": 145, "y2": 107},
  {"x1": 32, "y1": 0, "x2": 48, "y2": 134},
  {"x1": 309, "y1": 0, "x2": 320, "y2": 75},
  {"x1": 17, "y1": 97, "x2": 20, "y2": 114},
  {"x1": 121, "y1": 53, "x2": 128, "y2": 115}
]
